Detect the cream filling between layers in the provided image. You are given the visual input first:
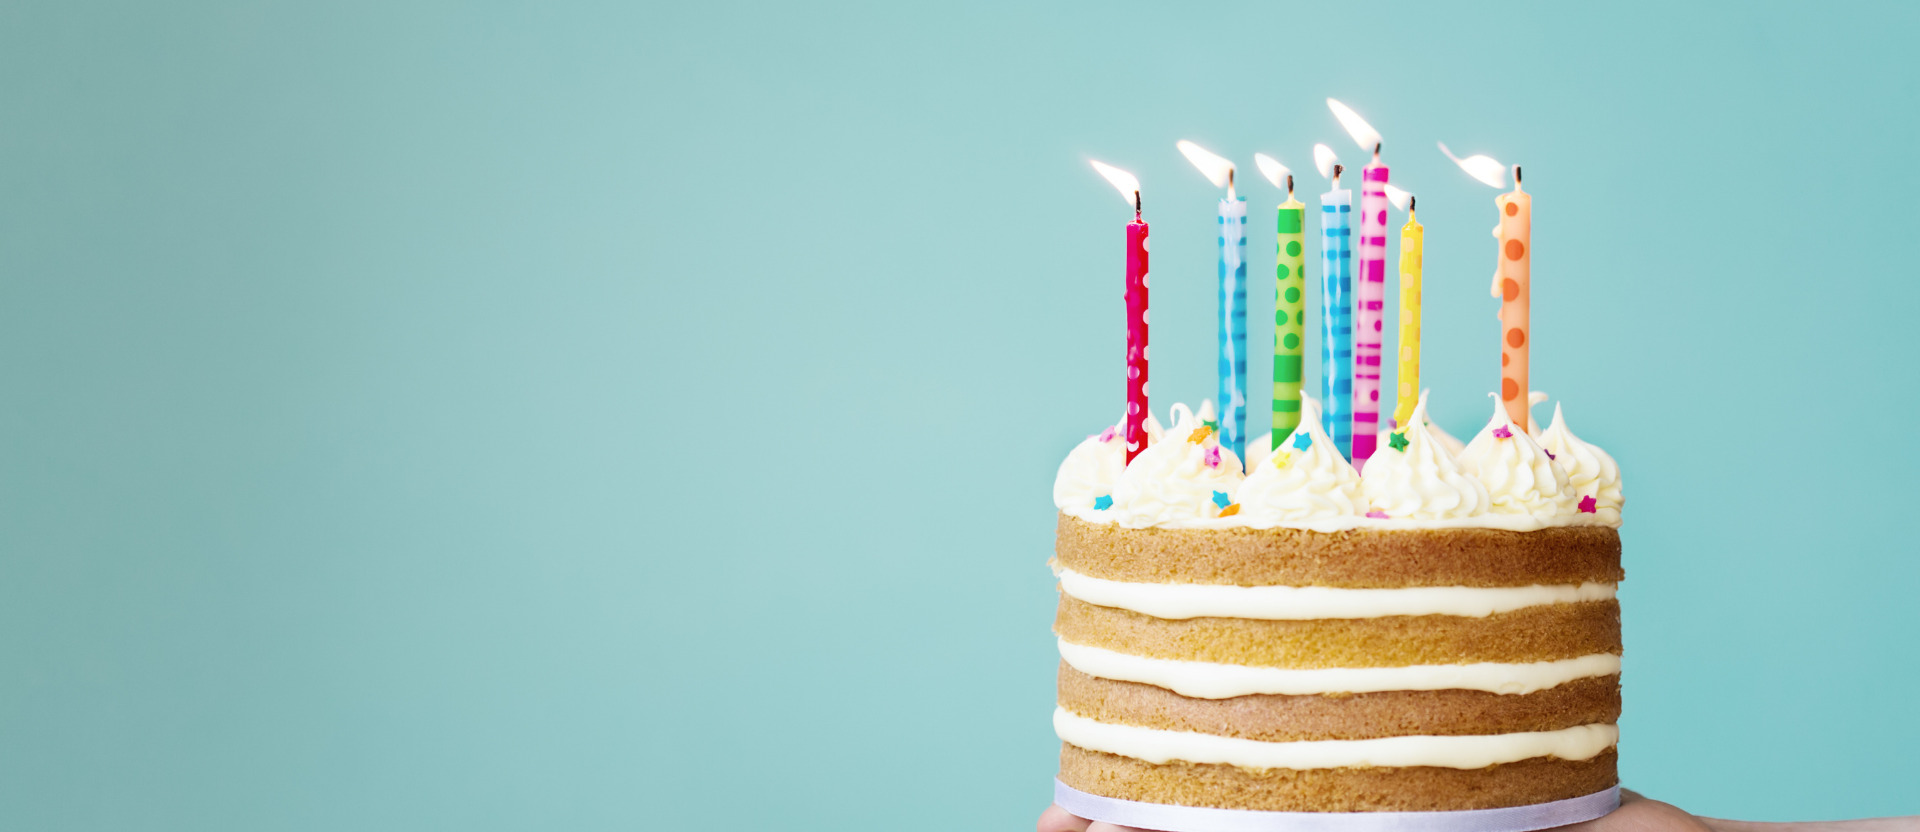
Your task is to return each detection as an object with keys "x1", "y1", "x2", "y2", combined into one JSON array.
[
  {"x1": 1054, "y1": 707, "x2": 1618, "y2": 770},
  {"x1": 1056, "y1": 569, "x2": 1616, "y2": 620},
  {"x1": 1058, "y1": 639, "x2": 1620, "y2": 698}
]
